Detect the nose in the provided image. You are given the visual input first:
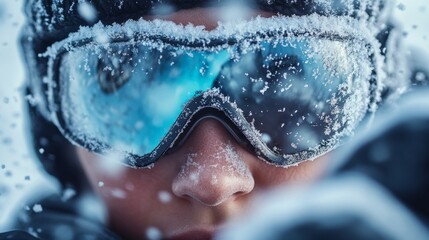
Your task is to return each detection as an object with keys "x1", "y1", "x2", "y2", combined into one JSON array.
[{"x1": 171, "y1": 118, "x2": 255, "y2": 206}]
